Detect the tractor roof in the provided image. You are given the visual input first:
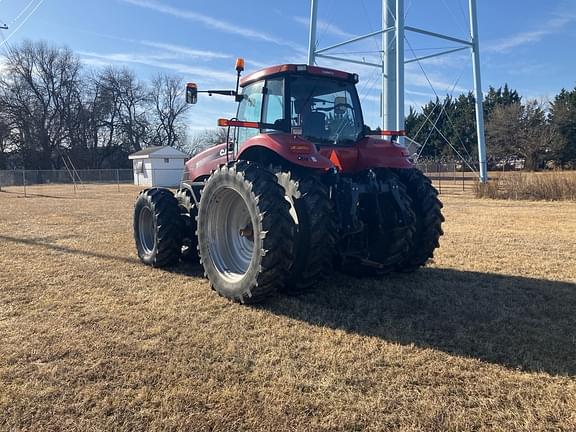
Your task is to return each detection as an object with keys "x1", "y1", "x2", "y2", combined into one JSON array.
[{"x1": 240, "y1": 64, "x2": 359, "y2": 88}]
